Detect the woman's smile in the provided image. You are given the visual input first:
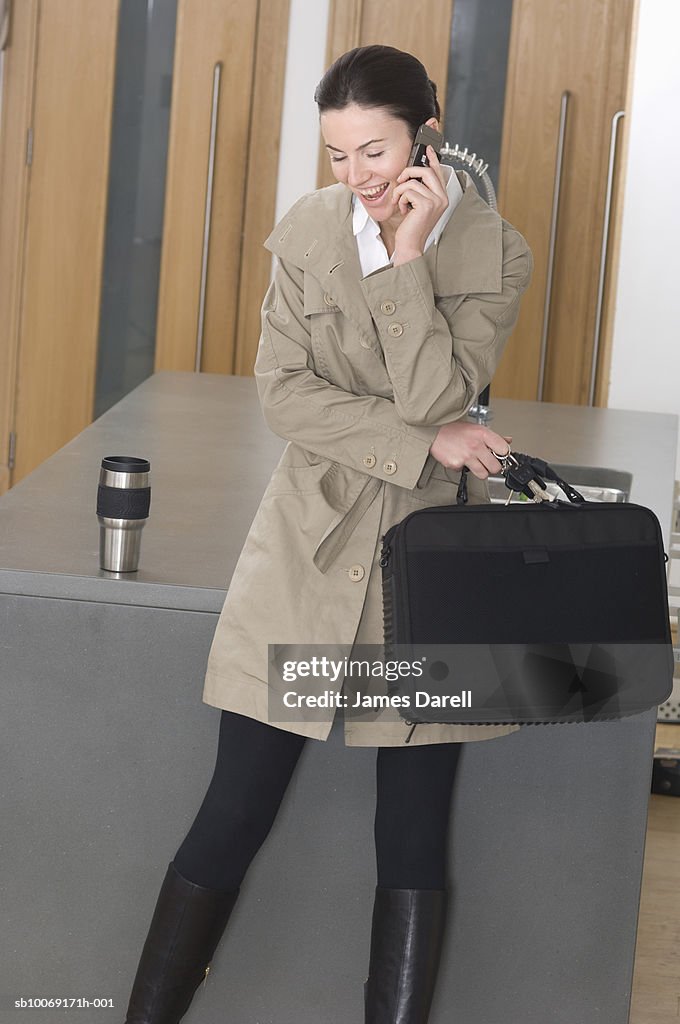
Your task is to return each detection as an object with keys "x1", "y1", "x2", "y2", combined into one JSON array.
[{"x1": 357, "y1": 181, "x2": 391, "y2": 204}]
